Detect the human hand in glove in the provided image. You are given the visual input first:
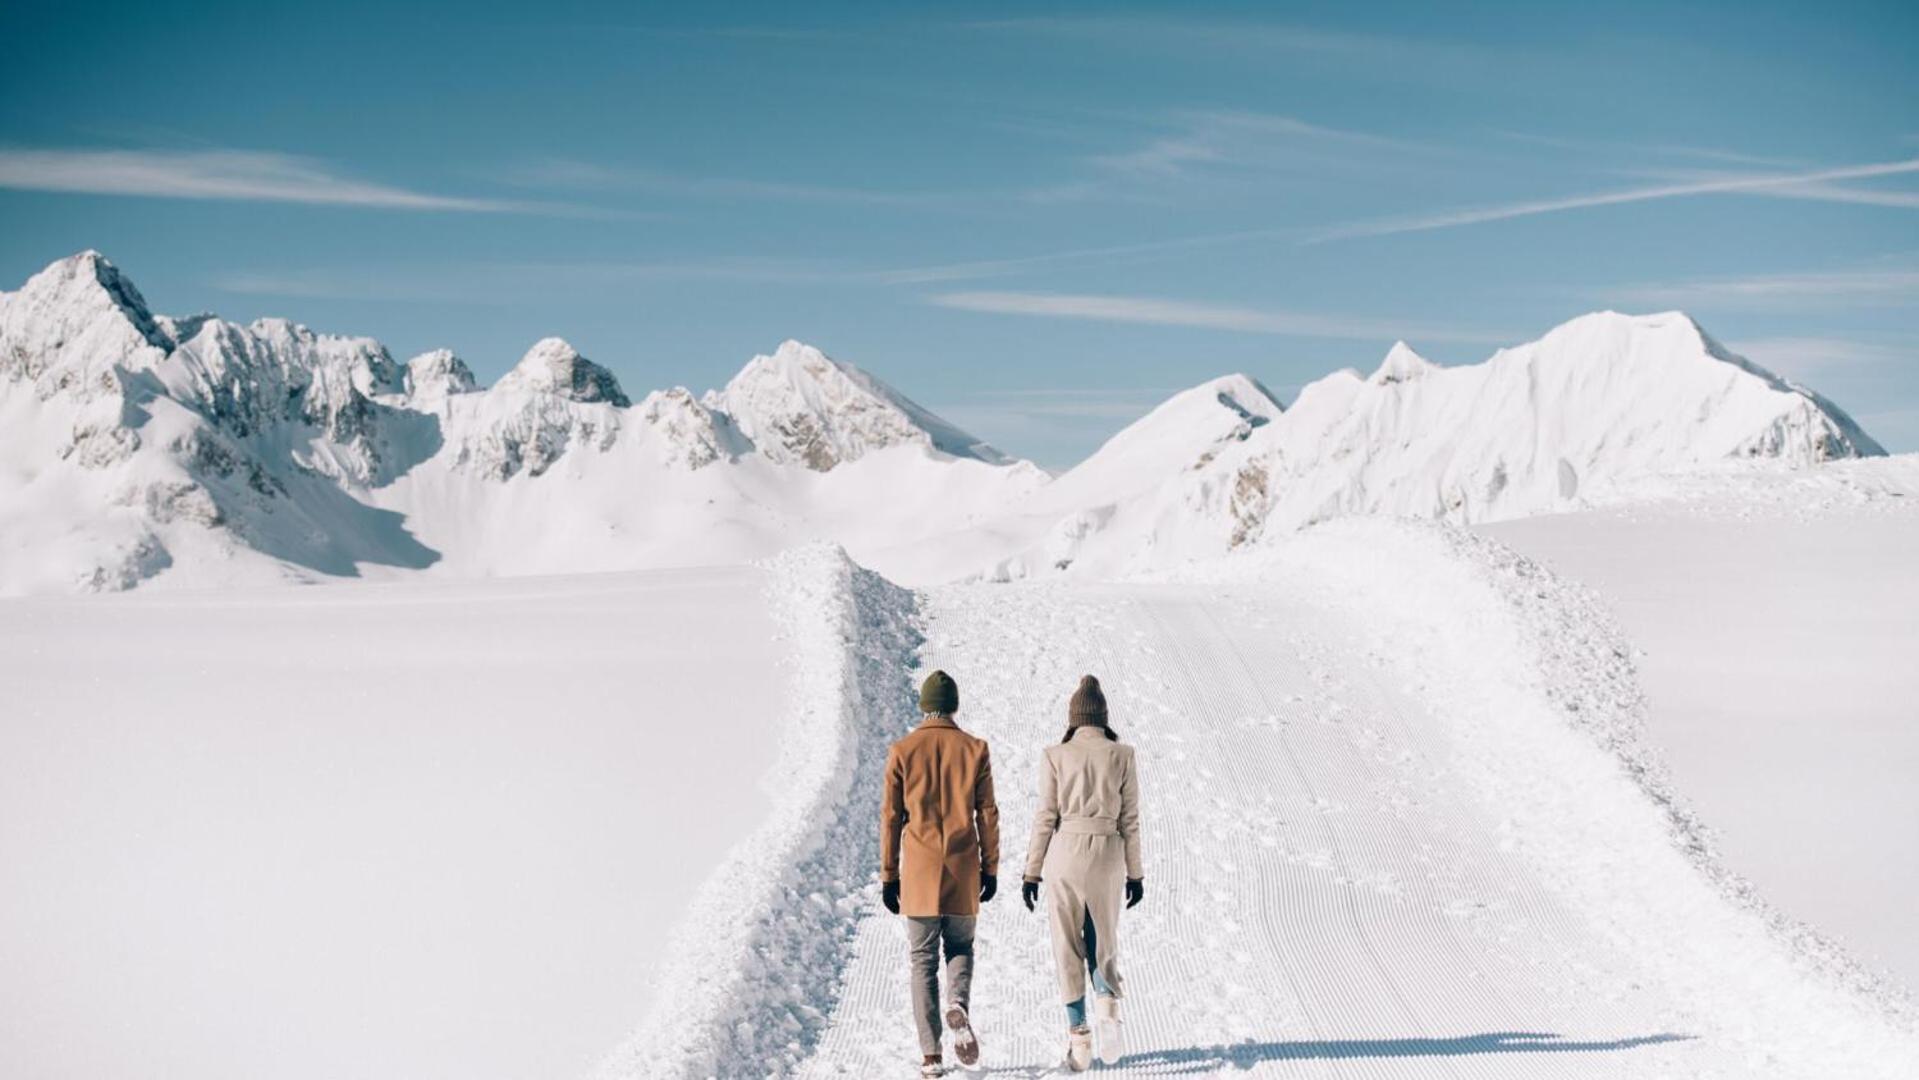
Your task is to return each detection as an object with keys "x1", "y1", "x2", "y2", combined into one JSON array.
[
  {"x1": 1022, "y1": 880, "x2": 1039, "y2": 912},
  {"x1": 1126, "y1": 878, "x2": 1145, "y2": 909},
  {"x1": 979, "y1": 873, "x2": 997, "y2": 903},
  {"x1": 882, "y1": 880, "x2": 900, "y2": 915}
]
